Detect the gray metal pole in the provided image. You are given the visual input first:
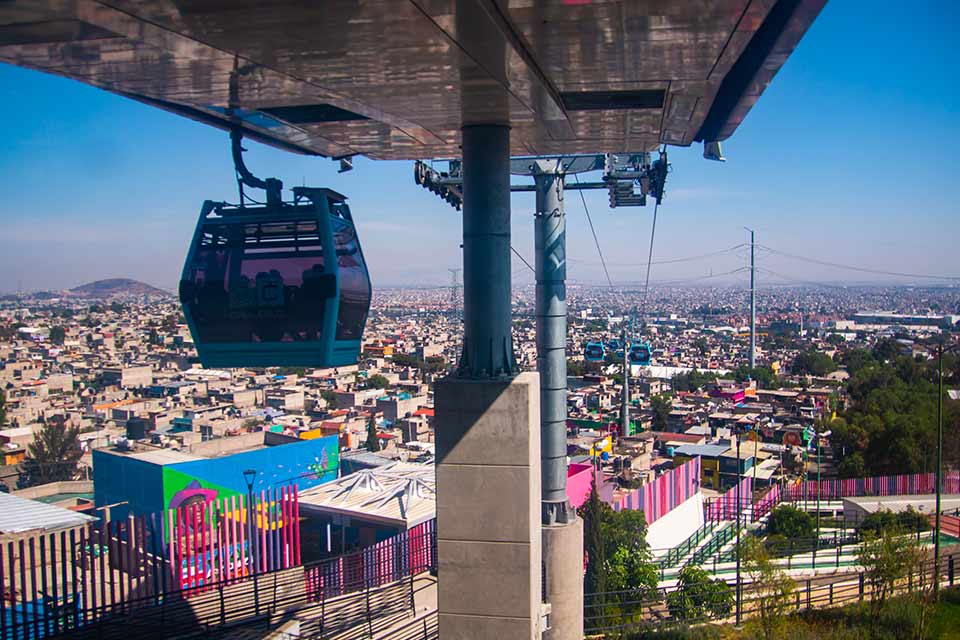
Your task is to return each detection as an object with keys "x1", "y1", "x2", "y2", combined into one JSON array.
[
  {"x1": 735, "y1": 431, "x2": 742, "y2": 627},
  {"x1": 459, "y1": 125, "x2": 517, "y2": 379},
  {"x1": 621, "y1": 324, "x2": 630, "y2": 439},
  {"x1": 534, "y1": 164, "x2": 574, "y2": 523},
  {"x1": 935, "y1": 346, "x2": 943, "y2": 598},
  {"x1": 816, "y1": 434, "x2": 821, "y2": 540},
  {"x1": 749, "y1": 228, "x2": 756, "y2": 371}
]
